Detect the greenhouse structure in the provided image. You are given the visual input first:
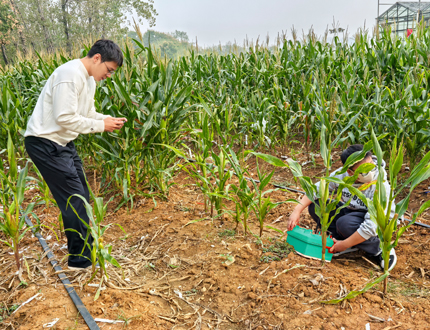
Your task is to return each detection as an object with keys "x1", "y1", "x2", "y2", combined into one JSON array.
[{"x1": 377, "y1": 2, "x2": 430, "y2": 35}]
